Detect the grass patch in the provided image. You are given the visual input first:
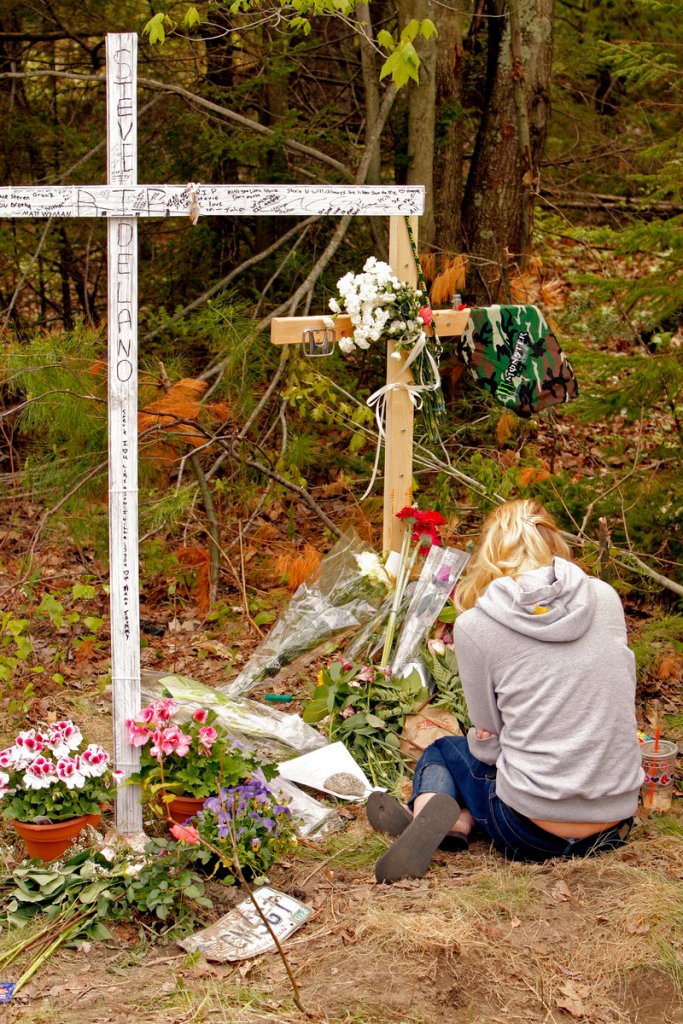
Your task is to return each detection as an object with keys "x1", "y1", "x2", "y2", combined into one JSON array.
[{"x1": 297, "y1": 828, "x2": 388, "y2": 871}]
